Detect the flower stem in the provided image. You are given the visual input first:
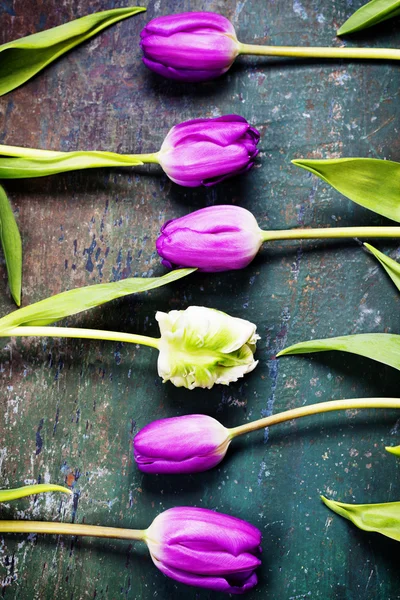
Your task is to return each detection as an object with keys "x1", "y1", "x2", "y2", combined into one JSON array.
[
  {"x1": 239, "y1": 43, "x2": 400, "y2": 61},
  {"x1": 260, "y1": 226, "x2": 400, "y2": 243},
  {"x1": 228, "y1": 398, "x2": 400, "y2": 438},
  {"x1": 0, "y1": 520, "x2": 146, "y2": 541},
  {"x1": 0, "y1": 143, "x2": 160, "y2": 165},
  {"x1": 126, "y1": 152, "x2": 160, "y2": 164},
  {"x1": 1, "y1": 326, "x2": 161, "y2": 350},
  {"x1": 0, "y1": 484, "x2": 72, "y2": 502}
]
